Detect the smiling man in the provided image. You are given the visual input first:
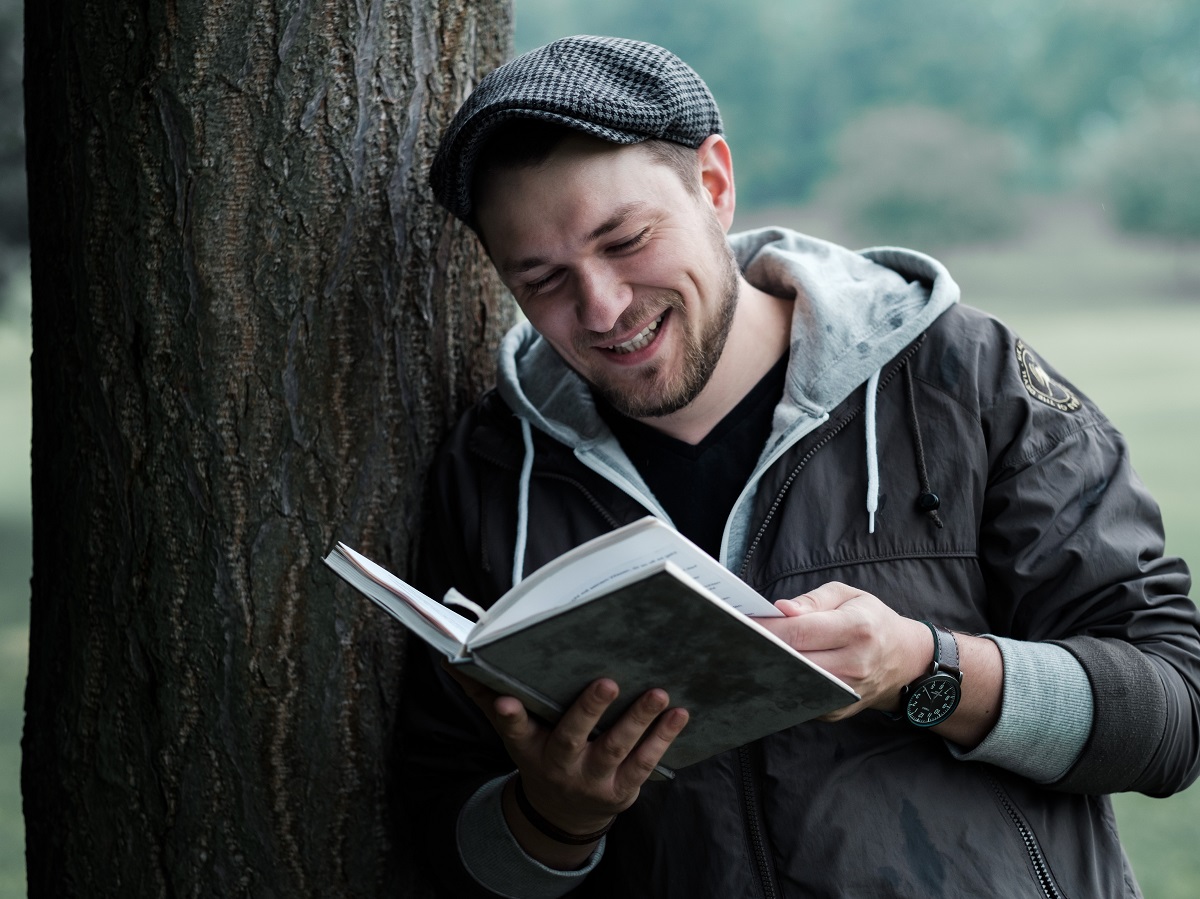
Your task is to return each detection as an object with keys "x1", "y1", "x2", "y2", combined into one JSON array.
[
  {"x1": 402, "y1": 36, "x2": 1200, "y2": 898},
  {"x1": 474, "y1": 126, "x2": 784, "y2": 439}
]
